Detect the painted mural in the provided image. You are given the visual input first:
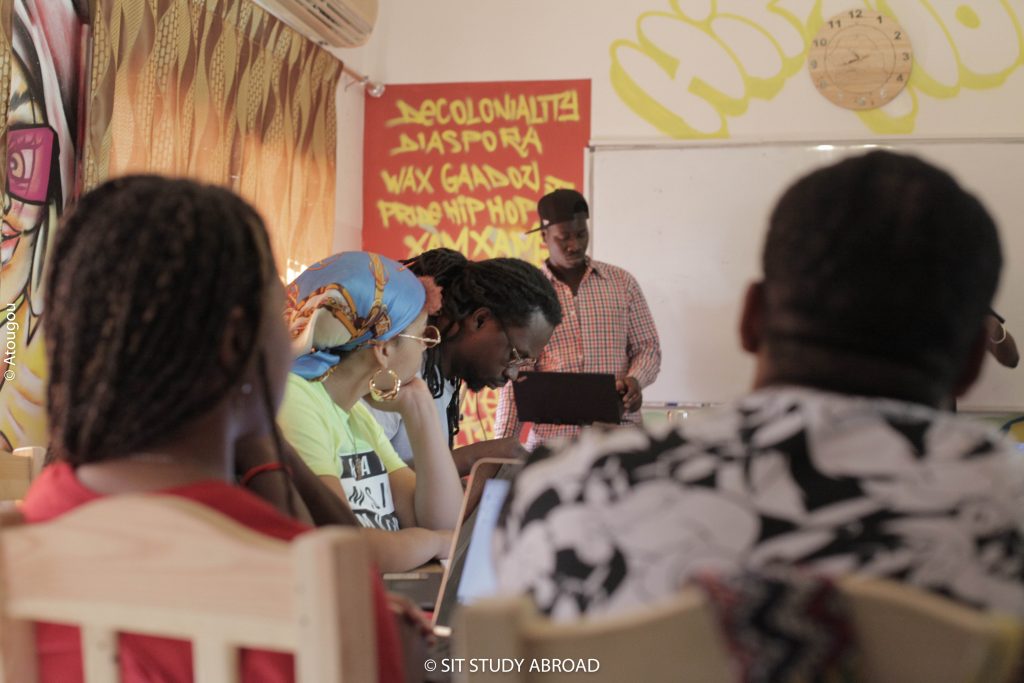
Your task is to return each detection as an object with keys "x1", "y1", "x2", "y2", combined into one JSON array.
[
  {"x1": 1, "y1": 0, "x2": 84, "y2": 452},
  {"x1": 611, "y1": 0, "x2": 1024, "y2": 137}
]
